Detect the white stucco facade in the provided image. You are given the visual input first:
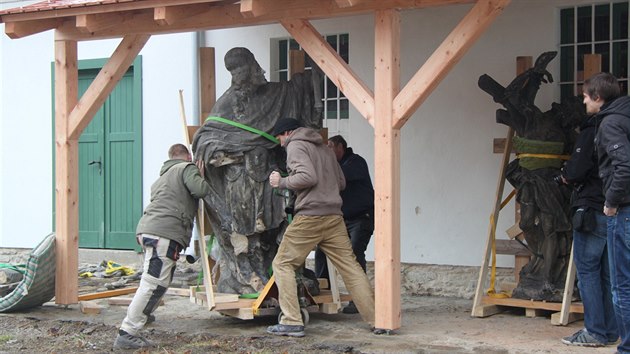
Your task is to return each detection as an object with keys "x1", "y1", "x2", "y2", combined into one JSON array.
[{"x1": 0, "y1": 0, "x2": 604, "y2": 268}]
